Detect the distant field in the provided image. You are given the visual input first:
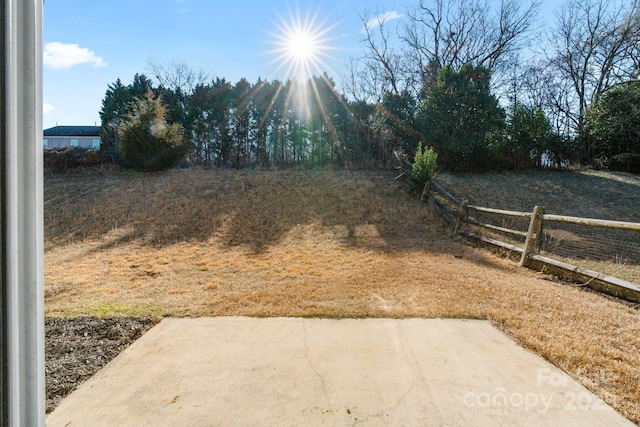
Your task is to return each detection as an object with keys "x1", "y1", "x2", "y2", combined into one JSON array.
[{"x1": 44, "y1": 168, "x2": 640, "y2": 423}]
